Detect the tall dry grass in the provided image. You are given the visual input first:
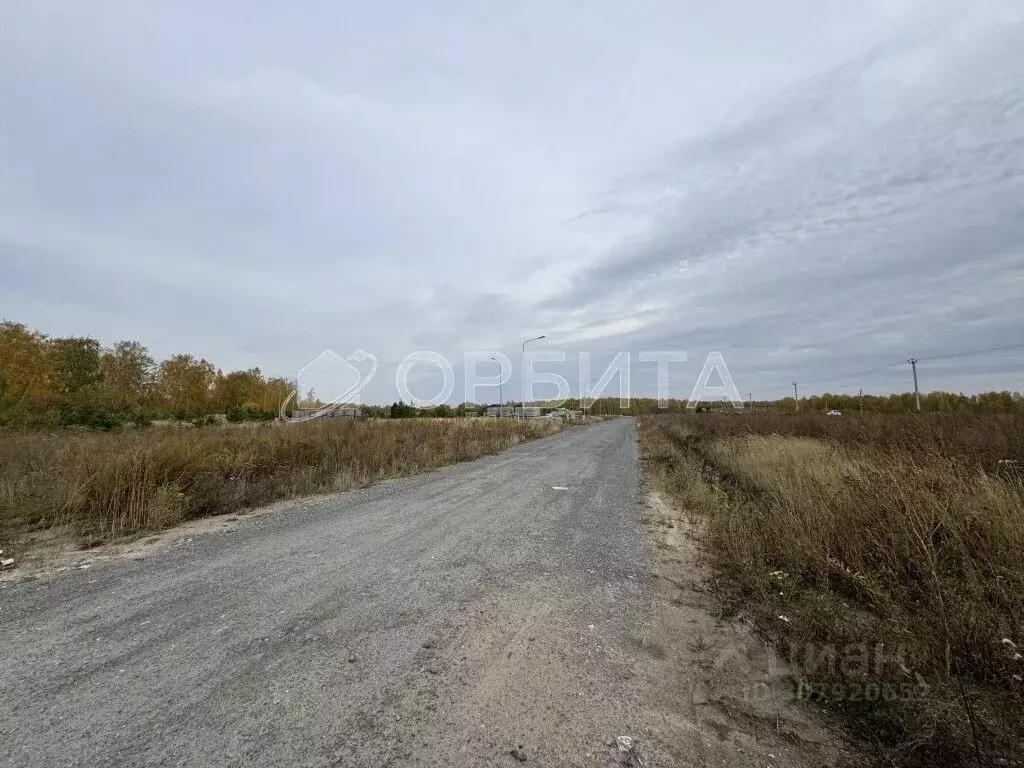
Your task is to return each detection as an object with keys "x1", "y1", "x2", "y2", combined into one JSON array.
[
  {"x1": 0, "y1": 418, "x2": 560, "y2": 552},
  {"x1": 641, "y1": 412, "x2": 1024, "y2": 767},
  {"x1": 681, "y1": 409, "x2": 1024, "y2": 470}
]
